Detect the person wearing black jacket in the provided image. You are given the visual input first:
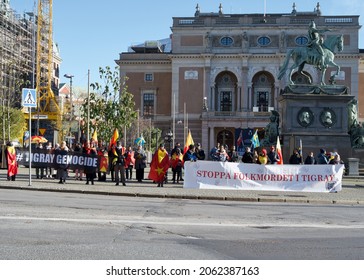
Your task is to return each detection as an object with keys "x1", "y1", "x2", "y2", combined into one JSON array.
[
  {"x1": 304, "y1": 152, "x2": 317, "y2": 164},
  {"x1": 241, "y1": 147, "x2": 254, "y2": 163},
  {"x1": 83, "y1": 141, "x2": 97, "y2": 185},
  {"x1": 113, "y1": 141, "x2": 126, "y2": 186}
]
